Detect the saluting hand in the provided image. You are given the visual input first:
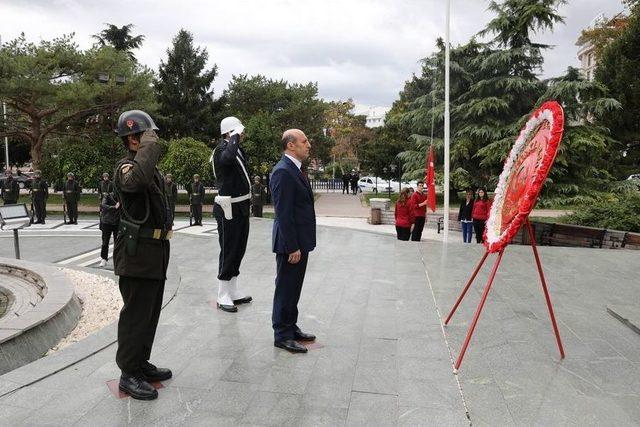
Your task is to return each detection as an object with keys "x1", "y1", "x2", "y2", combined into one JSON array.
[{"x1": 288, "y1": 249, "x2": 301, "y2": 264}]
